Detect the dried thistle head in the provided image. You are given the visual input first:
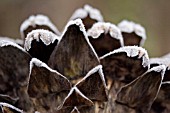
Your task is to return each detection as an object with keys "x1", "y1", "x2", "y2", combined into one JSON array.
[{"x1": 0, "y1": 4, "x2": 168, "y2": 113}]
